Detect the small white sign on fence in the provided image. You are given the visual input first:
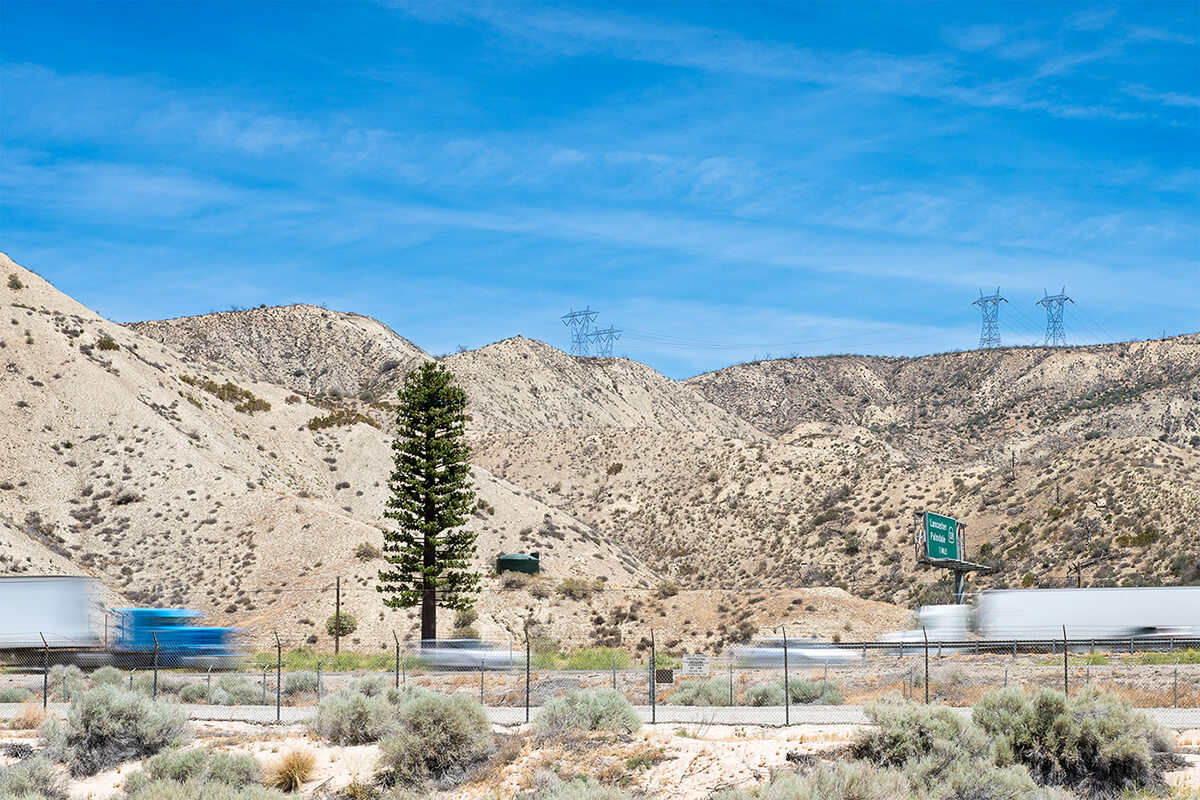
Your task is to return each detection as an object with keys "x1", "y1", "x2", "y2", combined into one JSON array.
[{"x1": 682, "y1": 653, "x2": 711, "y2": 678}]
